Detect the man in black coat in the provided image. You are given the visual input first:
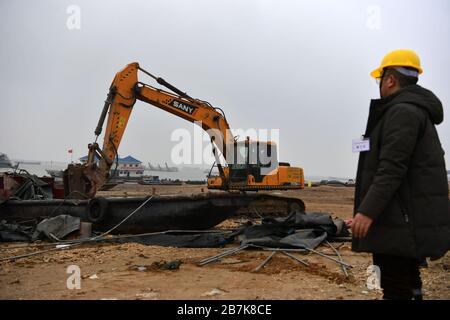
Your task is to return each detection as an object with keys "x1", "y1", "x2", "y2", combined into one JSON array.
[{"x1": 351, "y1": 49, "x2": 449, "y2": 300}]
